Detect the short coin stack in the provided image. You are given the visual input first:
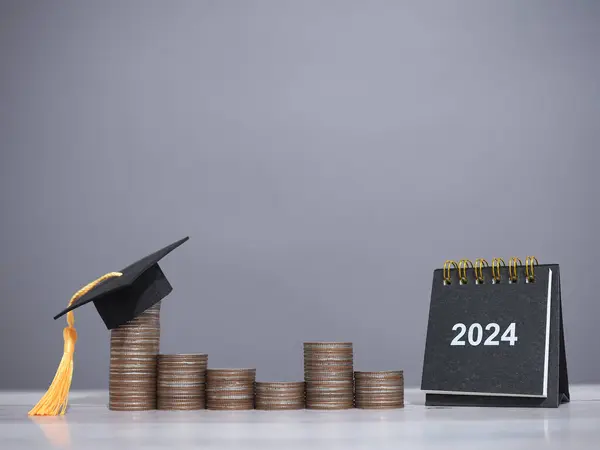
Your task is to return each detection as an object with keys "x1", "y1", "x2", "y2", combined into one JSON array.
[
  {"x1": 157, "y1": 354, "x2": 208, "y2": 410},
  {"x1": 354, "y1": 371, "x2": 404, "y2": 409},
  {"x1": 304, "y1": 342, "x2": 354, "y2": 410},
  {"x1": 109, "y1": 303, "x2": 161, "y2": 411},
  {"x1": 255, "y1": 382, "x2": 305, "y2": 410},
  {"x1": 206, "y1": 369, "x2": 256, "y2": 410}
]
